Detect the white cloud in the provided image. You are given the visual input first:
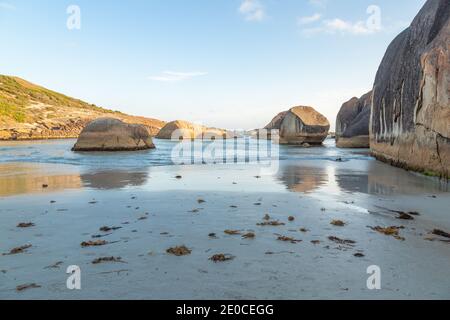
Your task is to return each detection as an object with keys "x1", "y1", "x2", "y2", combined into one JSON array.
[
  {"x1": 297, "y1": 13, "x2": 322, "y2": 25},
  {"x1": 302, "y1": 18, "x2": 380, "y2": 36},
  {"x1": 148, "y1": 71, "x2": 208, "y2": 82},
  {"x1": 239, "y1": 0, "x2": 265, "y2": 22},
  {"x1": 0, "y1": 2, "x2": 15, "y2": 10}
]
